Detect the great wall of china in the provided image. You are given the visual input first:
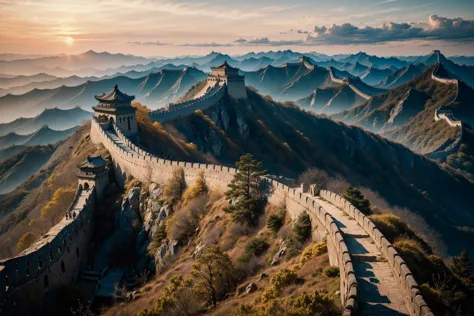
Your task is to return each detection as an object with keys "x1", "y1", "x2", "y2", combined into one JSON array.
[
  {"x1": 0, "y1": 185, "x2": 96, "y2": 314},
  {"x1": 149, "y1": 83, "x2": 227, "y2": 122},
  {"x1": 89, "y1": 117, "x2": 432, "y2": 315},
  {"x1": 0, "y1": 63, "x2": 436, "y2": 315},
  {"x1": 328, "y1": 67, "x2": 373, "y2": 100},
  {"x1": 425, "y1": 62, "x2": 464, "y2": 159}
]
